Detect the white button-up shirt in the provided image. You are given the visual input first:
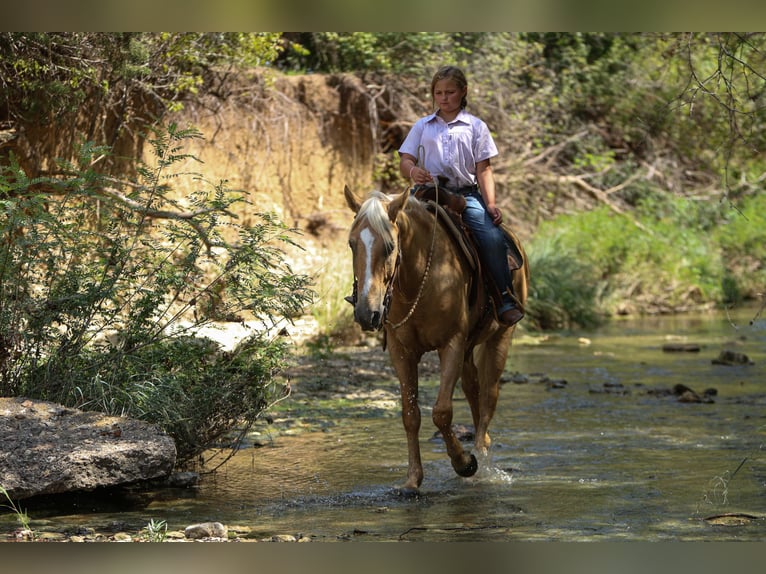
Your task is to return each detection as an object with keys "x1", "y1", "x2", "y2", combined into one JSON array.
[{"x1": 399, "y1": 109, "x2": 498, "y2": 189}]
